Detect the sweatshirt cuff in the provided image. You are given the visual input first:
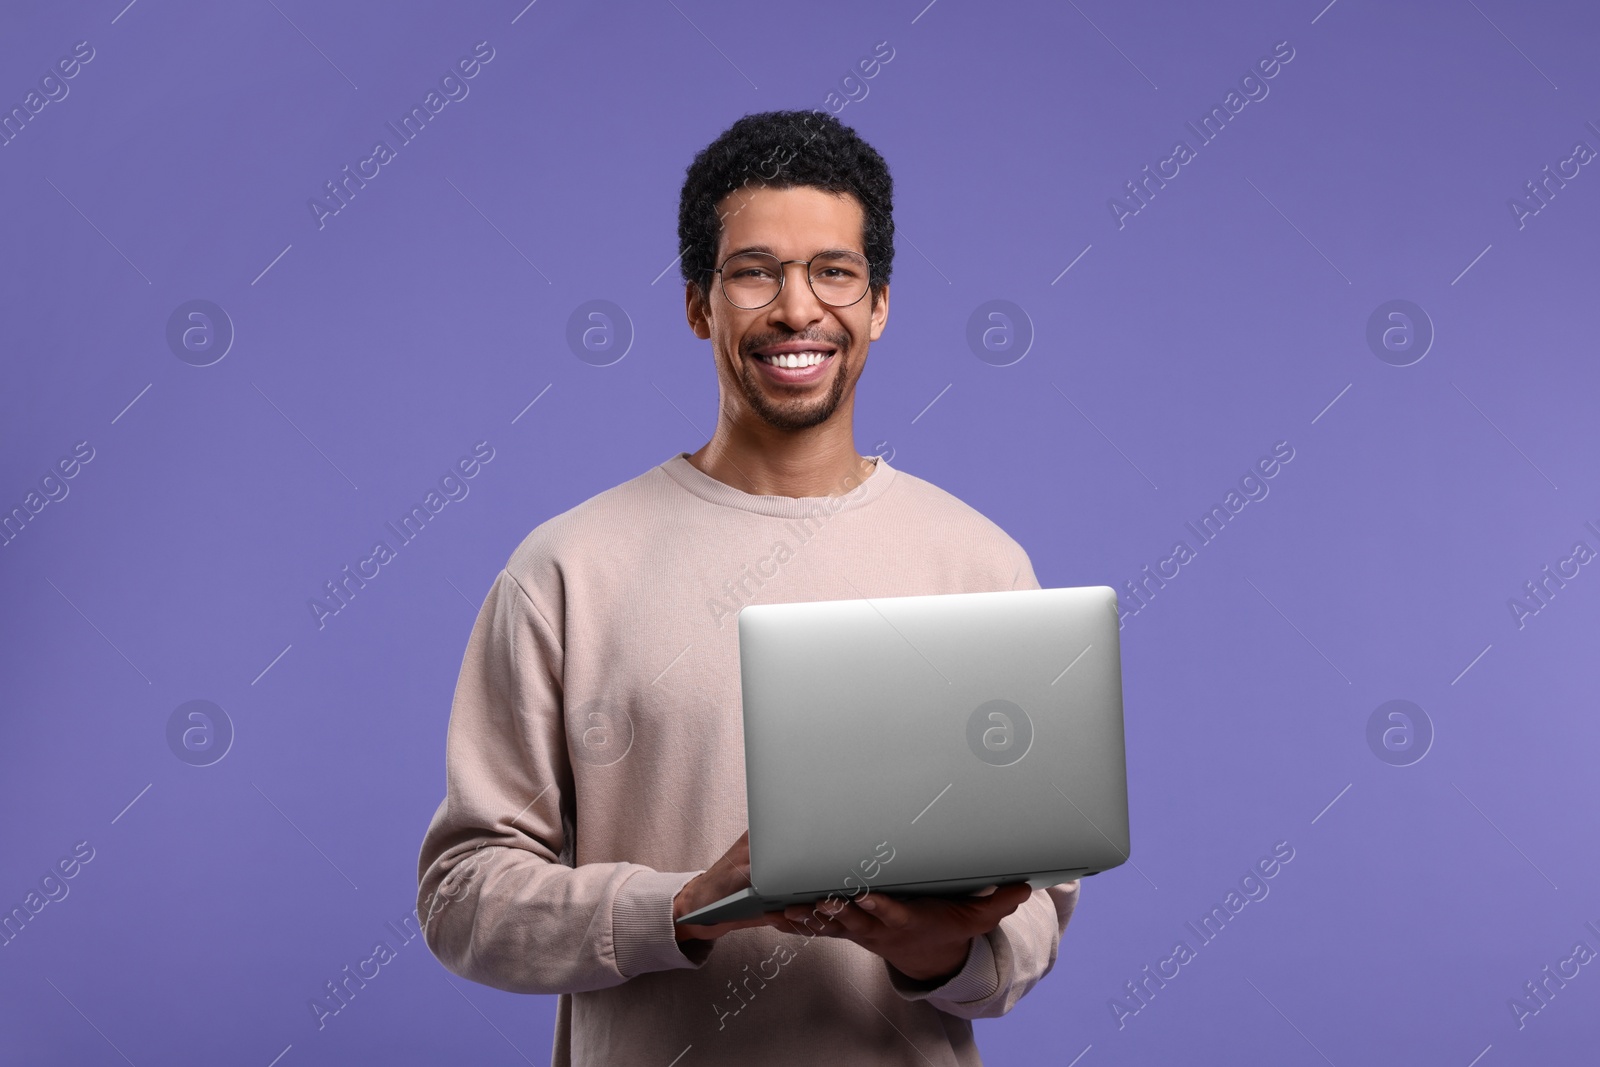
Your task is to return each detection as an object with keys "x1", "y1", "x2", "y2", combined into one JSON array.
[
  {"x1": 887, "y1": 933, "x2": 1000, "y2": 1005},
  {"x1": 612, "y1": 869, "x2": 713, "y2": 978}
]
